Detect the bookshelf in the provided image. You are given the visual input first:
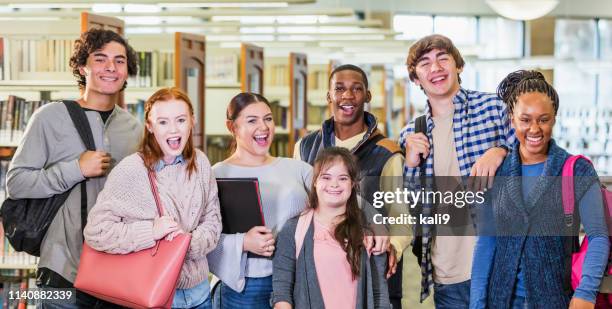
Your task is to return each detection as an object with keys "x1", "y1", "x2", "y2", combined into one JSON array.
[
  {"x1": 174, "y1": 33, "x2": 206, "y2": 150},
  {"x1": 288, "y1": 53, "x2": 308, "y2": 157},
  {"x1": 205, "y1": 43, "x2": 296, "y2": 164},
  {"x1": 0, "y1": 12, "x2": 130, "y2": 280}
]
